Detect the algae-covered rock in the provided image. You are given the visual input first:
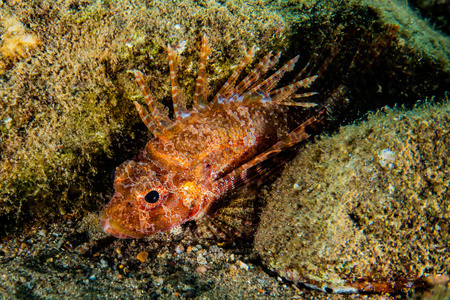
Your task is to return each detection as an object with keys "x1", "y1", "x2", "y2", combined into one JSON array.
[
  {"x1": 0, "y1": 0, "x2": 289, "y2": 233},
  {"x1": 408, "y1": 0, "x2": 450, "y2": 35},
  {"x1": 254, "y1": 100, "x2": 450, "y2": 293},
  {"x1": 1, "y1": 0, "x2": 449, "y2": 238}
]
